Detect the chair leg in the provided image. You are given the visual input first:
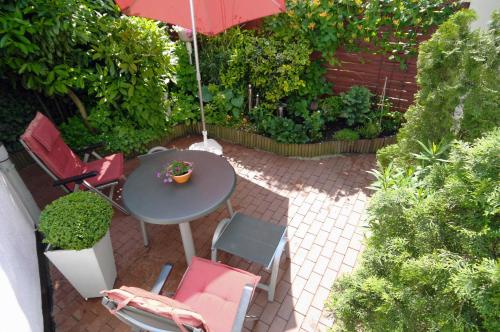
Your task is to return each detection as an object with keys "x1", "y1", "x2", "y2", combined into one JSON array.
[
  {"x1": 226, "y1": 199, "x2": 234, "y2": 217},
  {"x1": 268, "y1": 252, "x2": 281, "y2": 302},
  {"x1": 108, "y1": 184, "x2": 115, "y2": 200},
  {"x1": 140, "y1": 220, "x2": 149, "y2": 247},
  {"x1": 211, "y1": 247, "x2": 218, "y2": 262},
  {"x1": 267, "y1": 236, "x2": 287, "y2": 302}
]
